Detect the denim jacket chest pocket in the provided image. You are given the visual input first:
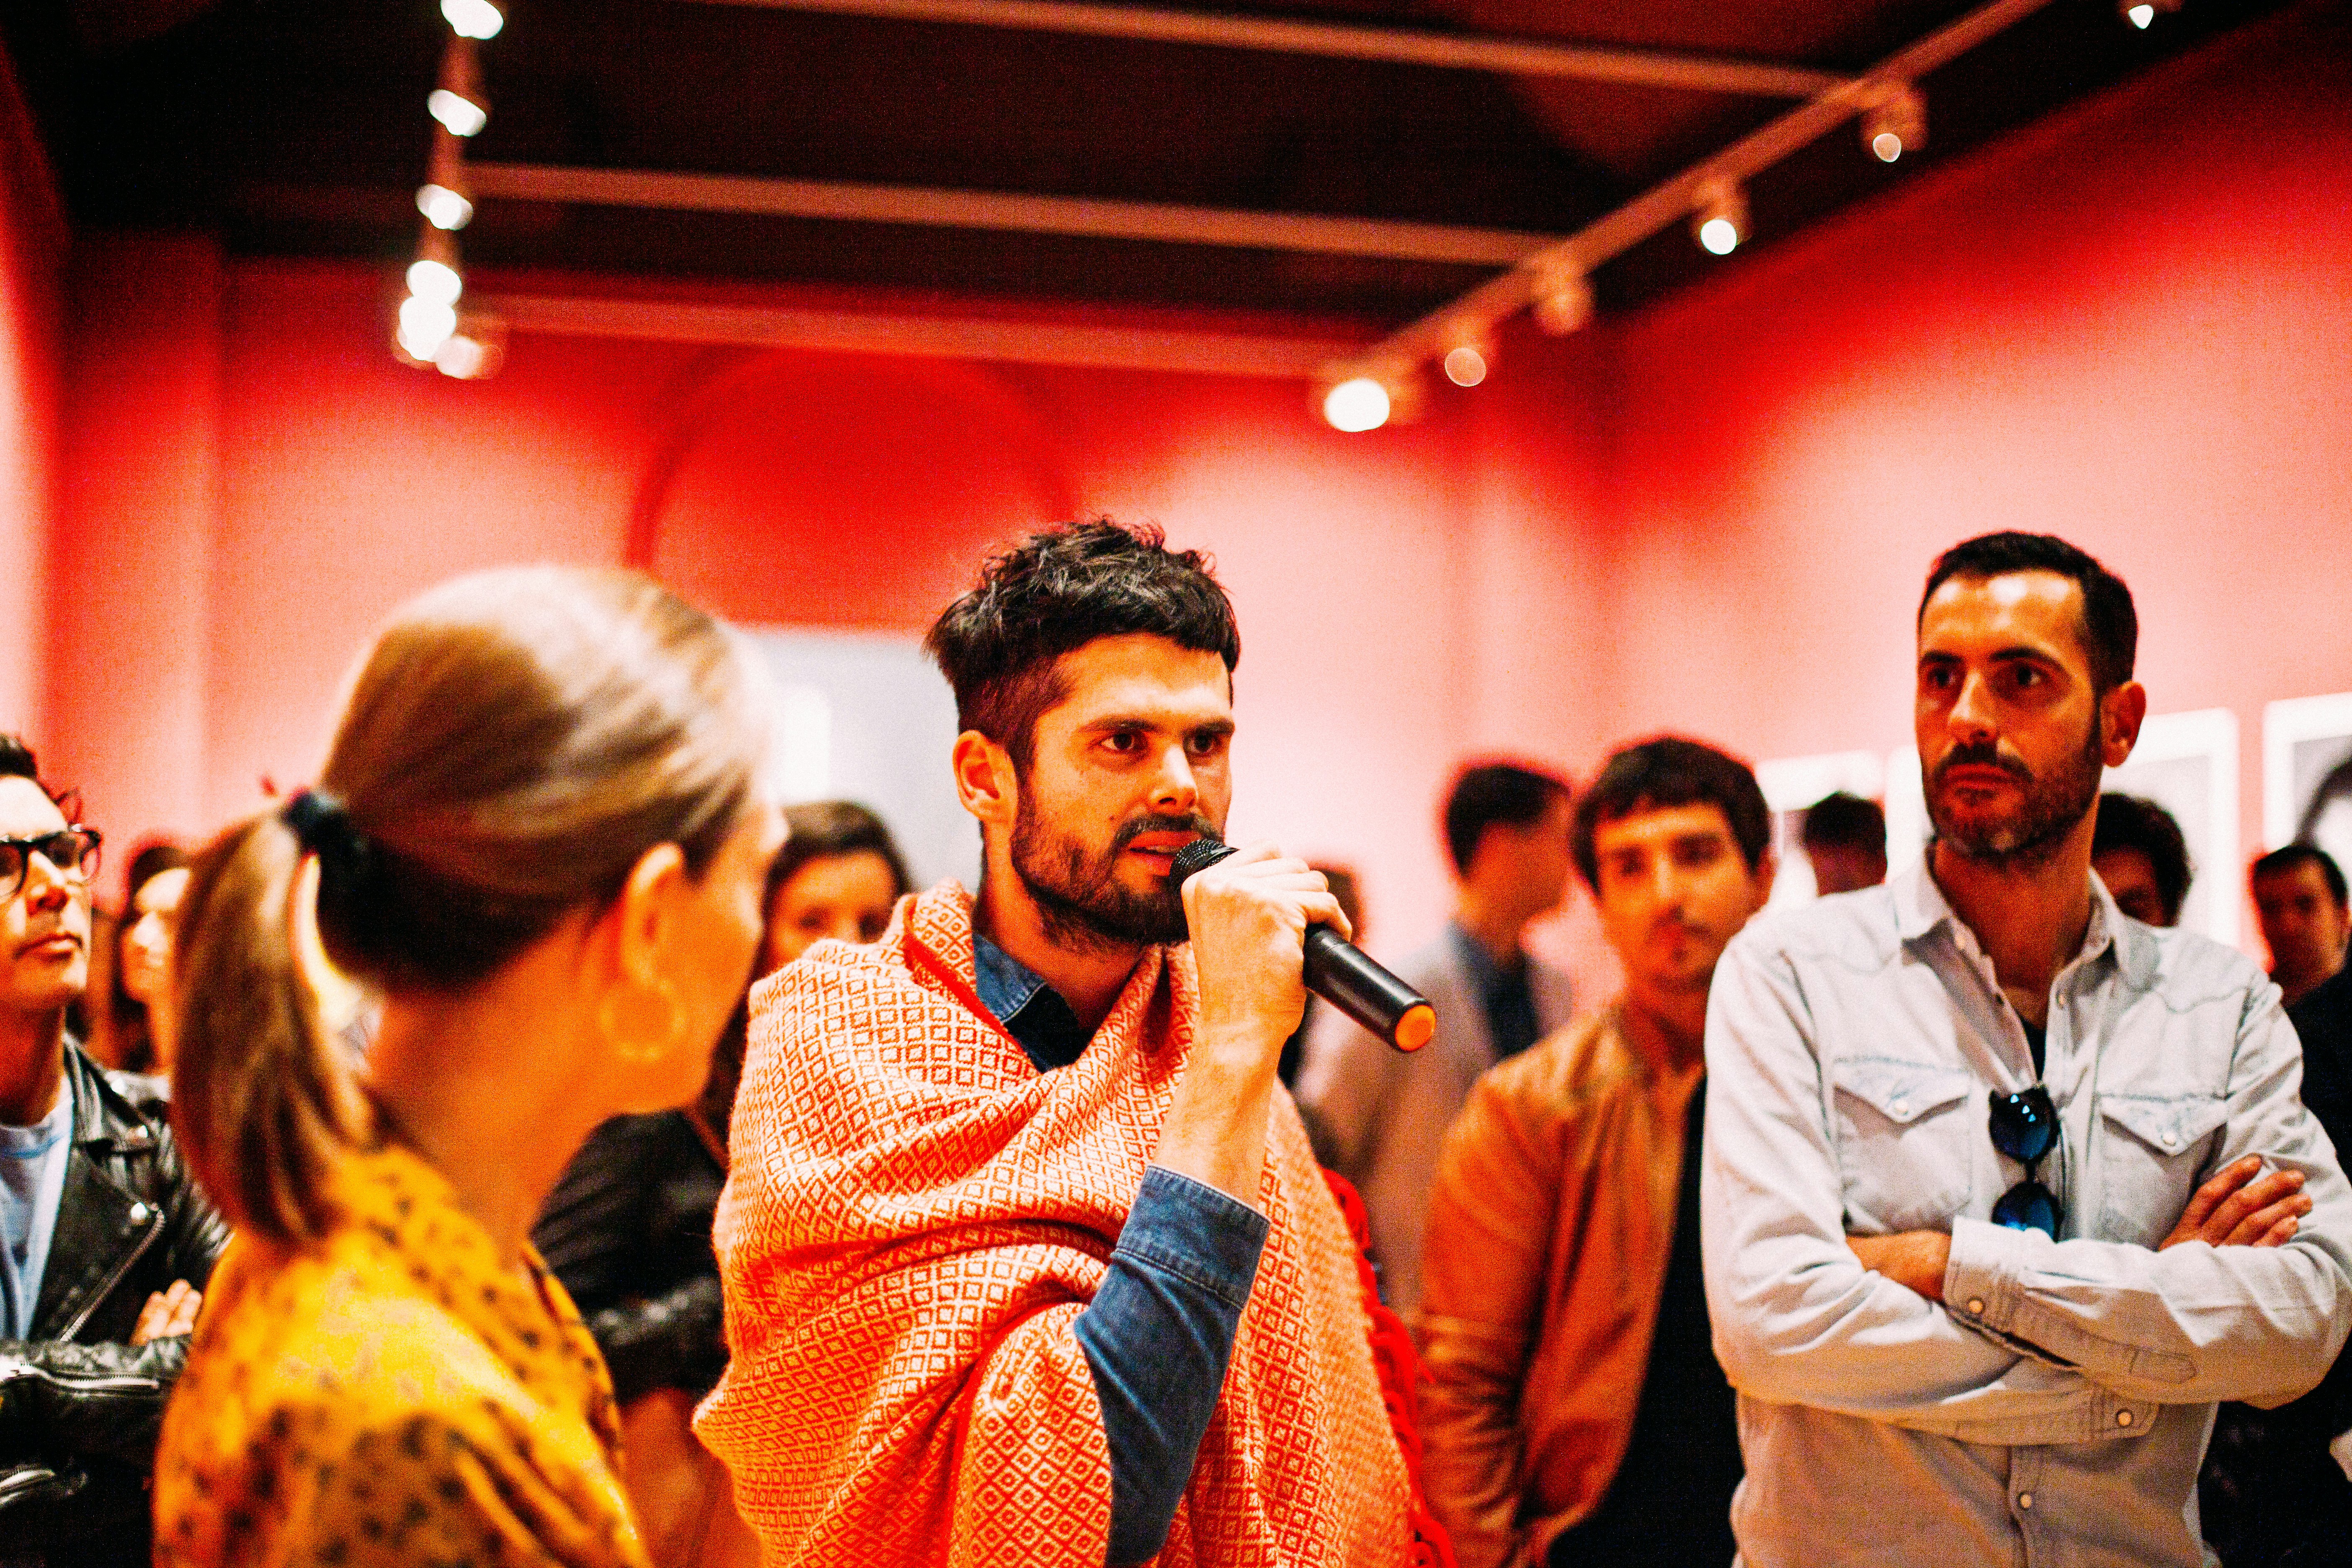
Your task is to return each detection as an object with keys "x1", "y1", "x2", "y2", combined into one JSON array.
[
  {"x1": 2094, "y1": 1090, "x2": 2230, "y2": 1245},
  {"x1": 1829, "y1": 1057, "x2": 1979, "y2": 1233}
]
